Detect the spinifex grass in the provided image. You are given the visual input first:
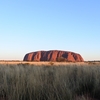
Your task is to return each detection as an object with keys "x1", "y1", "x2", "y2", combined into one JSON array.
[{"x1": 0, "y1": 63, "x2": 100, "y2": 100}]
